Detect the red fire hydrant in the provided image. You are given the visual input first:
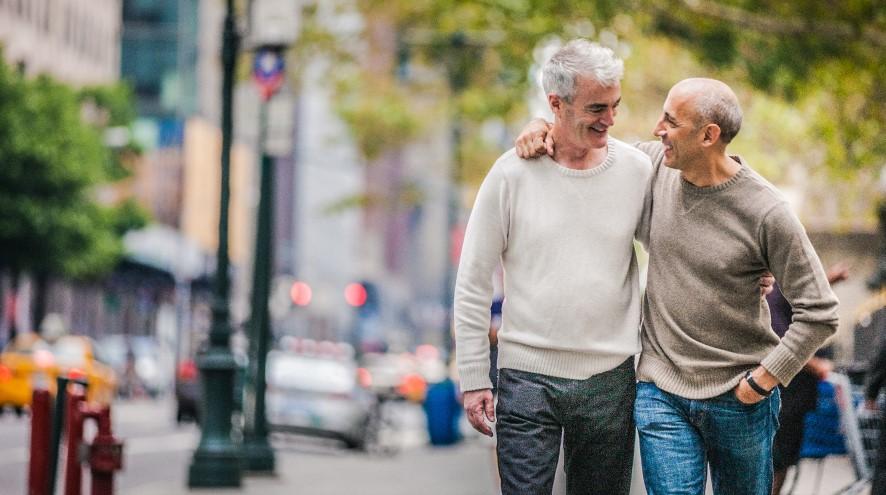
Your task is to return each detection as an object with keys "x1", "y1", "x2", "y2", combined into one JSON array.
[
  {"x1": 83, "y1": 406, "x2": 123, "y2": 495},
  {"x1": 63, "y1": 391, "x2": 124, "y2": 495}
]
